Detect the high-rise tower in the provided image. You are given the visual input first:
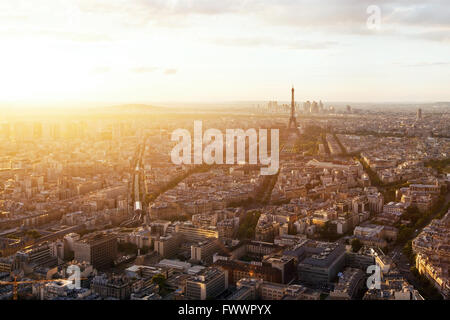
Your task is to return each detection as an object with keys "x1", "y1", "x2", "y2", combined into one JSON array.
[
  {"x1": 288, "y1": 86, "x2": 298, "y2": 129},
  {"x1": 417, "y1": 108, "x2": 422, "y2": 121}
]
